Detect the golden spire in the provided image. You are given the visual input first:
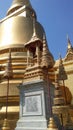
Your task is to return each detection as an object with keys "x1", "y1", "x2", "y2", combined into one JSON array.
[
  {"x1": 58, "y1": 54, "x2": 68, "y2": 105},
  {"x1": 67, "y1": 35, "x2": 72, "y2": 50},
  {"x1": 41, "y1": 33, "x2": 54, "y2": 68},
  {"x1": 24, "y1": 16, "x2": 42, "y2": 47},
  {"x1": 29, "y1": 15, "x2": 38, "y2": 42},
  {"x1": 53, "y1": 74, "x2": 65, "y2": 106},
  {"x1": 7, "y1": 0, "x2": 32, "y2": 15},
  {"x1": 41, "y1": 33, "x2": 49, "y2": 68},
  {"x1": 58, "y1": 54, "x2": 67, "y2": 81}
]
